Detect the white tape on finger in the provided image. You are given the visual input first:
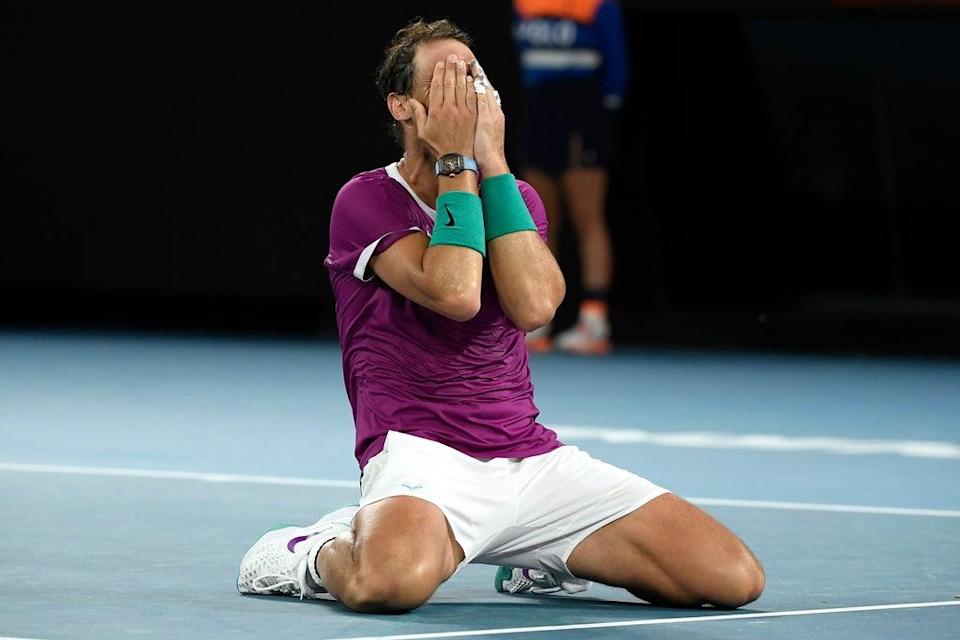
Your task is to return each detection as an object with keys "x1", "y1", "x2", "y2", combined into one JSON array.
[{"x1": 469, "y1": 59, "x2": 502, "y2": 106}]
